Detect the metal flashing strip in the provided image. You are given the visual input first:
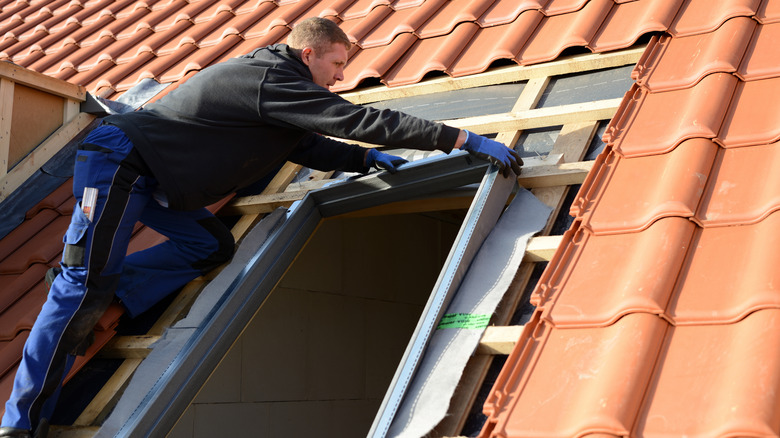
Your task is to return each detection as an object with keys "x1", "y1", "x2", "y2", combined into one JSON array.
[
  {"x1": 312, "y1": 149, "x2": 490, "y2": 216},
  {"x1": 368, "y1": 163, "x2": 517, "y2": 438},
  {"x1": 106, "y1": 151, "x2": 491, "y2": 437}
]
